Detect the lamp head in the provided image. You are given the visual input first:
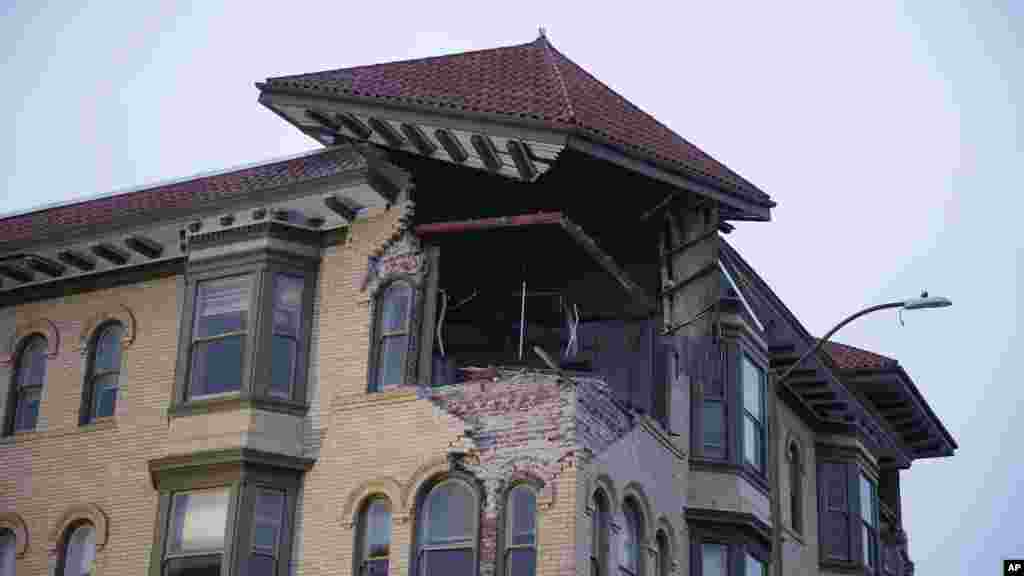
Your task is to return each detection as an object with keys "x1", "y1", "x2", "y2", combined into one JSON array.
[{"x1": 902, "y1": 292, "x2": 952, "y2": 310}]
